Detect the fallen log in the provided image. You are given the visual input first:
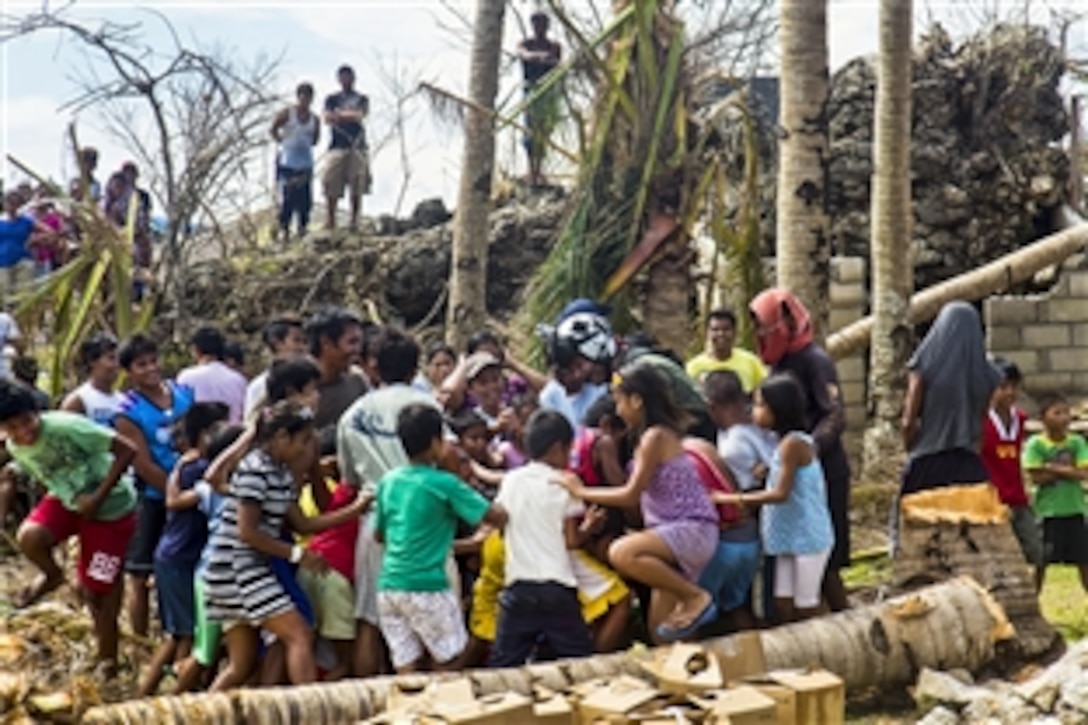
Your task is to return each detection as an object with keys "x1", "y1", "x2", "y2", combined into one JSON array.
[
  {"x1": 826, "y1": 216, "x2": 1088, "y2": 359},
  {"x1": 82, "y1": 577, "x2": 1011, "y2": 724}
]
